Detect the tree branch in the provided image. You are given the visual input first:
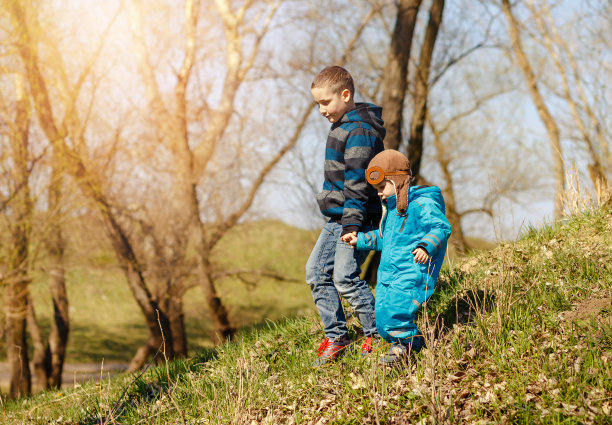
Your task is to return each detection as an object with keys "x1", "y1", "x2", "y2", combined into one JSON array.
[{"x1": 212, "y1": 268, "x2": 300, "y2": 283}]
